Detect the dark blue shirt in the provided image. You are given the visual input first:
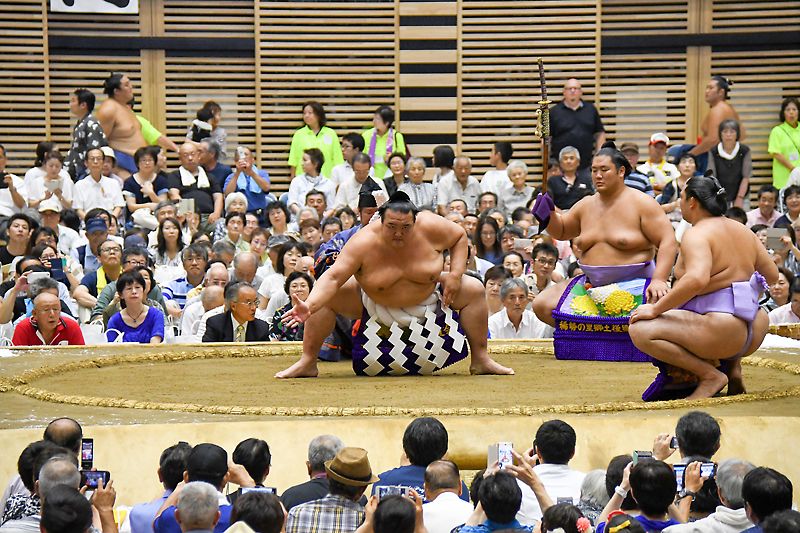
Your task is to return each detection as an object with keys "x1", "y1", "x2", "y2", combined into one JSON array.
[{"x1": 372, "y1": 464, "x2": 469, "y2": 503}]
